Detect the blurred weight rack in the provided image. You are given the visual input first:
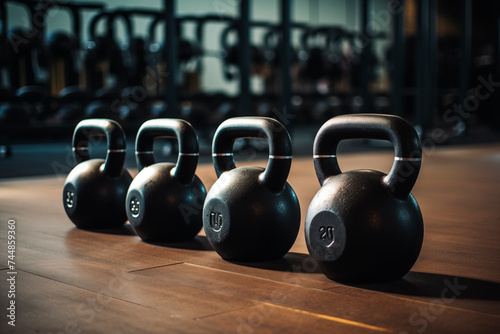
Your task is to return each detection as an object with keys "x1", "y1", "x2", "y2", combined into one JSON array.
[{"x1": 0, "y1": 0, "x2": 499, "y2": 151}]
